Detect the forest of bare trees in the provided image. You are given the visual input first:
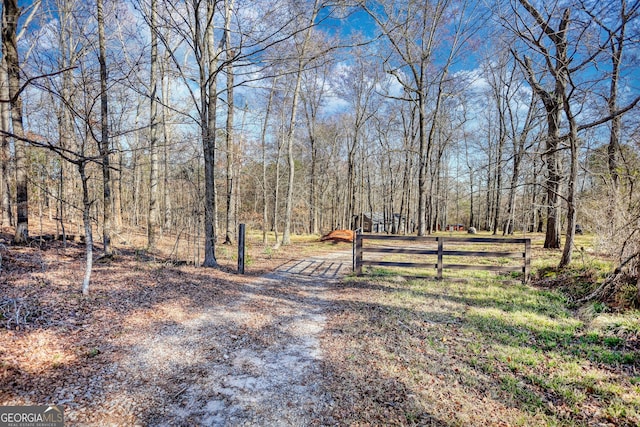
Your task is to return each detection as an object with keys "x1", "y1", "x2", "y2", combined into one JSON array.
[{"x1": 1, "y1": 0, "x2": 639, "y2": 291}]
